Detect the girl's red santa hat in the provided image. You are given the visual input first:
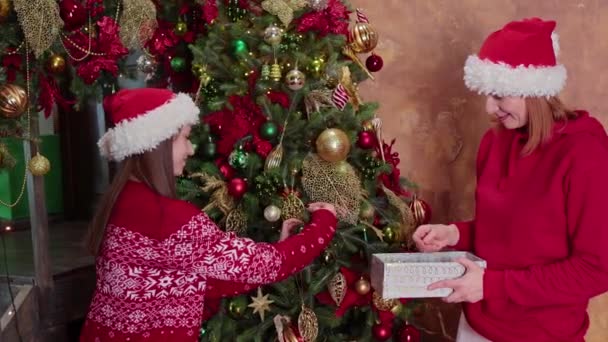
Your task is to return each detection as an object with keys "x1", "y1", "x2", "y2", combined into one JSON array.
[
  {"x1": 464, "y1": 17, "x2": 567, "y2": 98},
  {"x1": 98, "y1": 88, "x2": 200, "y2": 162}
]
